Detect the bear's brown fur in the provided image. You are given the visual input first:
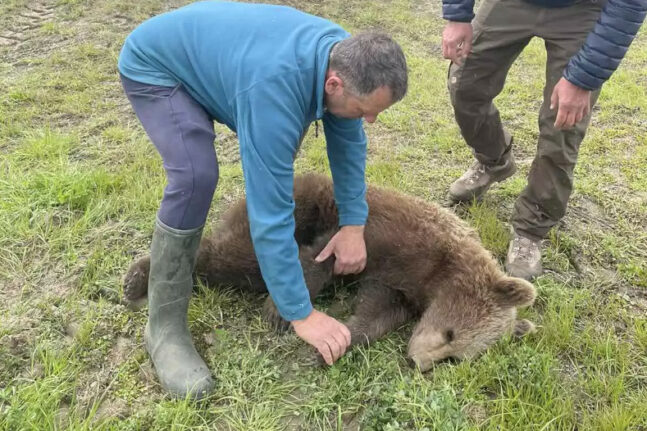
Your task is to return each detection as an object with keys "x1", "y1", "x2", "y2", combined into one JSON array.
[{"x1": 124, "y1": 174, "x2": 536, "y2": 370}]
